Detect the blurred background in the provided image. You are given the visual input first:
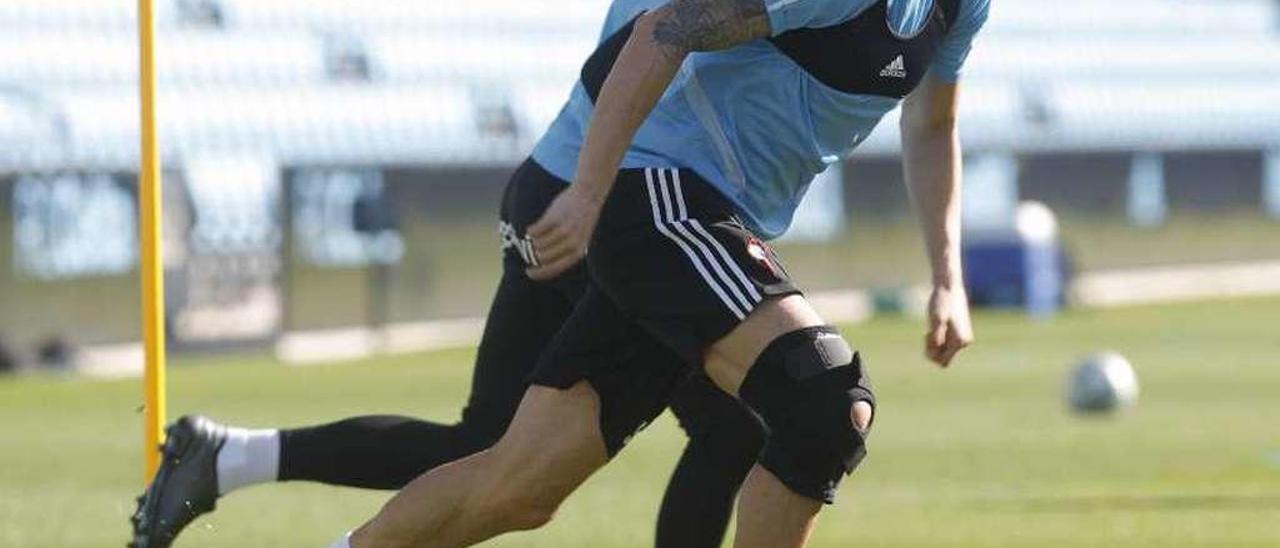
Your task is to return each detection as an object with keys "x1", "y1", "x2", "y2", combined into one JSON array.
[
  {"x1": 0, "y1": 1, "x2": 1279, "y2": 546},
  {"x1": 0, "y1": 0, "x2": 1278, "y2": 368}
]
